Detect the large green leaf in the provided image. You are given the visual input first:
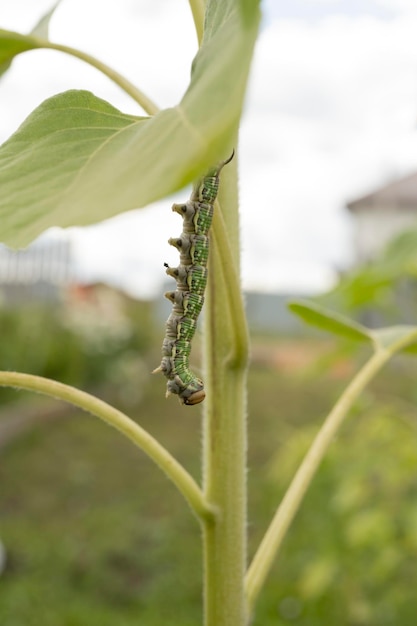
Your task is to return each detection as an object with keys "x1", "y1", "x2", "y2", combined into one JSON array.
[
  {"x1": 0, "y1": 0, "x2": 260, "y2": 247},
  {"x1": 237, "y1": 0, "x2": 260, "y2": 24},
  {"x1": 0, "y1": 91, "x2": 145, "y2": 244}
]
